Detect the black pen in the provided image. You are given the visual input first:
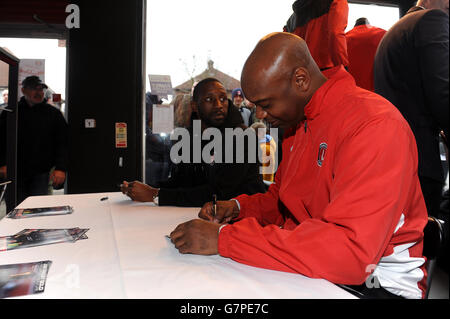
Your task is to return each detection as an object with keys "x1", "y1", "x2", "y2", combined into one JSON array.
[{"x1": 212, "y1": 194, "x2": 217, "y2": 218}]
